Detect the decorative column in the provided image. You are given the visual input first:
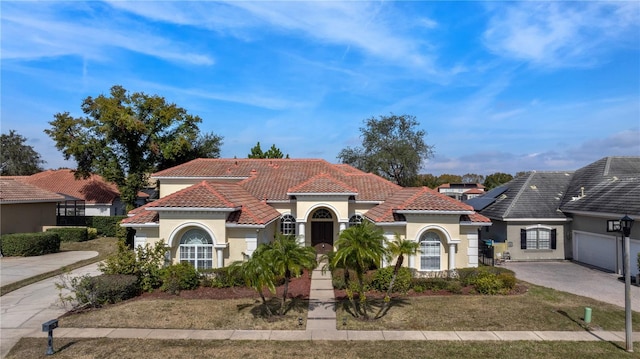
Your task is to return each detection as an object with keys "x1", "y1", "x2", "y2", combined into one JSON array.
[
  {"x1": 339, "y1": 222, "x2": 347, "y2": 232},
  {"x1": 298, "y1": 222, "x2": 306, "y2": 245},
  {"x1": 214, "y1": 245, "x2": 226, "y2": 268},
  {"x1": 448, "y1": 243, "x2": 456, "y2": 270}
]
